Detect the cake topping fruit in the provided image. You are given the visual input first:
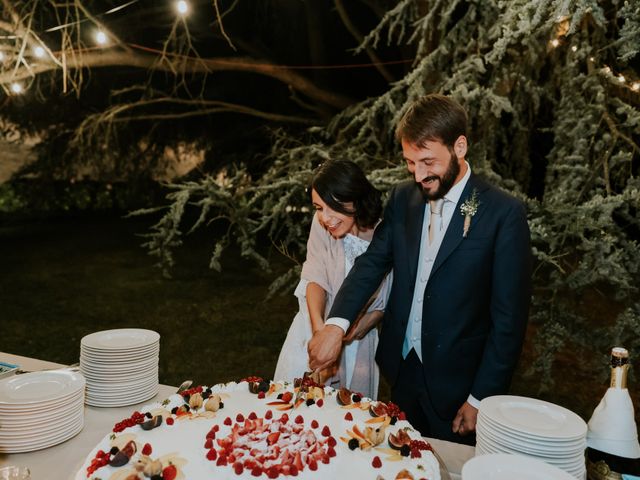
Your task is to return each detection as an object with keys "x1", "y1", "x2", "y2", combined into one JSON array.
[
  {"x1": 388, "y1": 429, "x2": 412, "y2": 450},
  {"x1": 336, "y1": 388, "x2": 353, "y2": 406},
  {"x1": 372, "y1": 456, "x2": 382, "y2": 468},
  {"x1": 189, "y1": 392, "x2": 204, "y2": 409},
  {"x1": 205, "y1": 394, "x2": 222, "y2": 412},
  {"x1": 140, "y1": 415, "x2": 163, "y2": 431},
  {"x1": 109, "y1": 440, "x2": 137, "y2": 467}
]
